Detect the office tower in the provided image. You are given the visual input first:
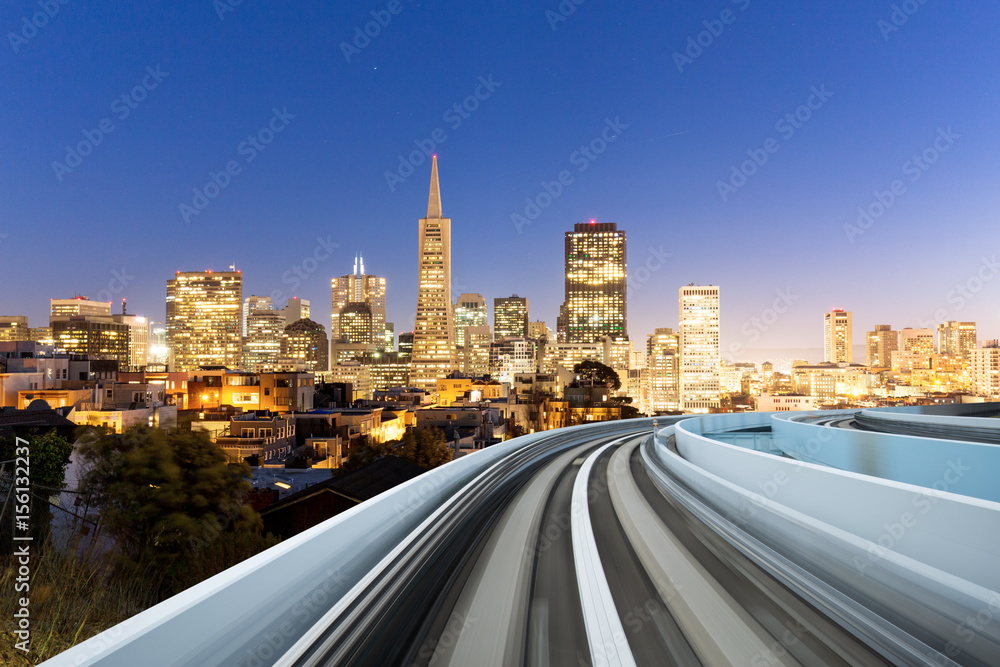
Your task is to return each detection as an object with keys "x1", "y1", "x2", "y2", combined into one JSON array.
[
  {"x1": 823, "y1": 309, "x2": 852, "y2": 364},
  {"x1": 243, "y1": 308, "x2": 284, "y2": 372},
  {"x1": 166, "y1": 270, "x2": 242, "y2": 371},
  {"x1": 463, "y1": 326, "x2": 491, "y2": 376},
  {"x1": 148, "y1": 321, "x2": 169, "y2": 365},
  {"x1": 453, "y1": 293, "x2": 488, "y2": 347},
  {"x1": 970, "y1": 341, "x2": 1000, "y2": 399},
  {"x1": 398, "y1": 332, "x2": 414, "y2": 359},
  {"x1": 647, "y1": 328, "x2": 680, "y2": 413},
  {"x1": 280, "y1": 297, "x2": 310, "y2": 327},
  {"x1": 281, "y1": 318, "x2": 329, "y2": 372},
  {"x1": 938, "y1": 321, "x2": 977, "y2": 361},
  {"x1": 51, "y1": 316, "x2": 130, "y2": 364},
  {"x1": 557, "y1": 221, "x2": 627, "y2": 344},
  {"x1": 679, "y1": 285, "x2": 720, "y2": 412},
  {"x1": 243, "y1": 295, "x2": 273, "y2": 337},
  {"x1": 50, "y1": 297, "x2": 111, "y2": 325},
  {"x1": 331, "y1": 255, "x2": 388, "y2": 349},
  {"x1": 112, "y1": 311, "x2": 149, "y2": 370},
  {"x1": 866, "y1": 325, "x2": 898, "y2": 369},
  {"x1": 383, "y1": 322, "x2": 395, "y2": 352},
  {"x1": 494, "y1": 295, "x2": 529, "y2": 341},
  {"x1": 899, "y1": 328, "x2": 934, "y2": 355},
  {"x1": 0, "y1": 316, "x2": 30, "y2": 342},
  {"x1": 410, "y1": 156, "x2": 458, "y2": 391},
  {"x1": 338, "y1": 303, "x2": 374, "y2": 344},
  {"x1": 527, "y1": 320, "x2": 549, "y2": 341}
]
